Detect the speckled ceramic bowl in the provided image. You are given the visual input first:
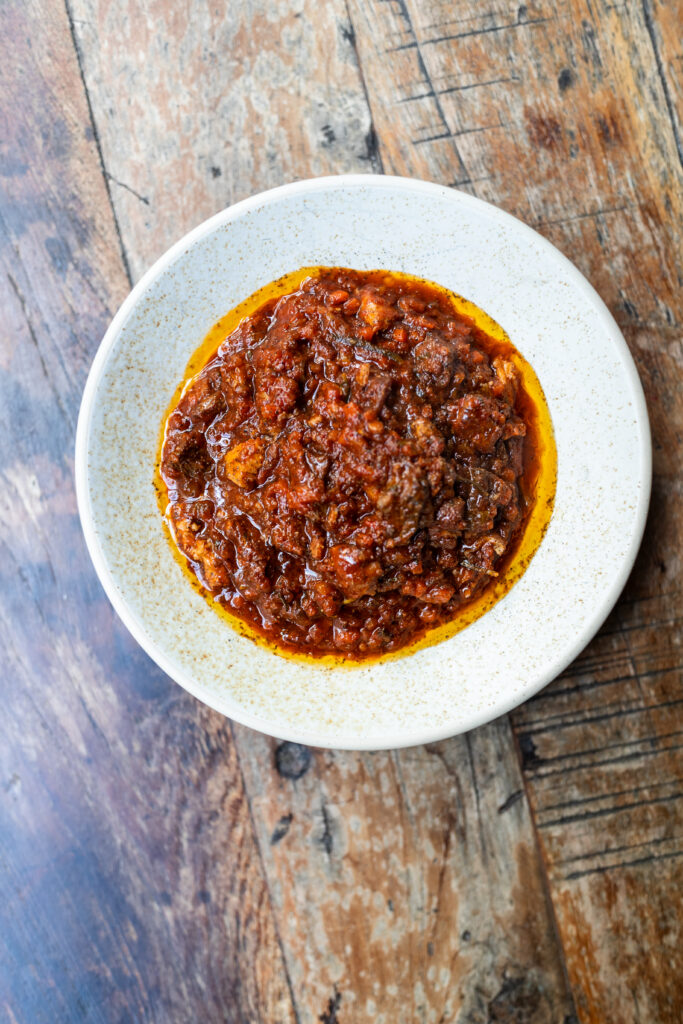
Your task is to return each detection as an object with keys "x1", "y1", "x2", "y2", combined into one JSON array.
[{"x1": 75, "y1": 175, "x2": 651, "y2": 750}]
